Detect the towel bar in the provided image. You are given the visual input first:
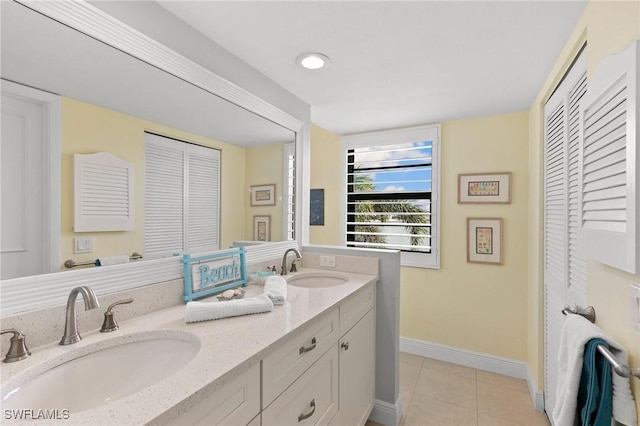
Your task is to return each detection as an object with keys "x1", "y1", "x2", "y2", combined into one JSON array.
[
  {"x1": 64, "y1": 252, "x2": 143, "y2": 269},
  {"x1": 562, "y1": 306, "x2": 640, "y2": 380}
]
